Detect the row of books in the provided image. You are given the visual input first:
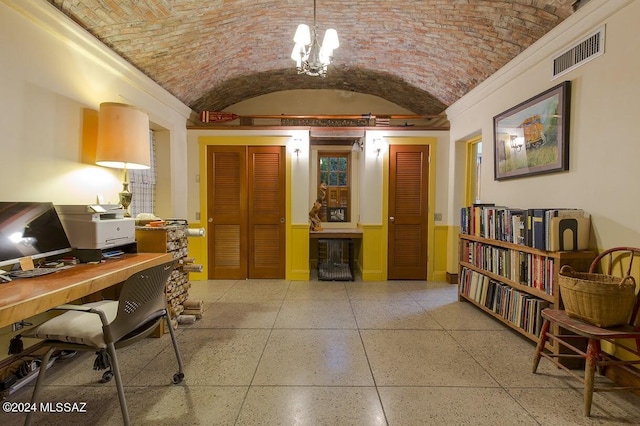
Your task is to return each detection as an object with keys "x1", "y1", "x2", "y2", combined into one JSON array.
[
  {"x1": 460, "y1": 204, "x2": 590, "y2": 251},
  {"x1": 459, "y1": 267, "x2": 550, "y2": 336},
  {"x1": 460, "y1": 240, "x2": 556, "y2": 295}
]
